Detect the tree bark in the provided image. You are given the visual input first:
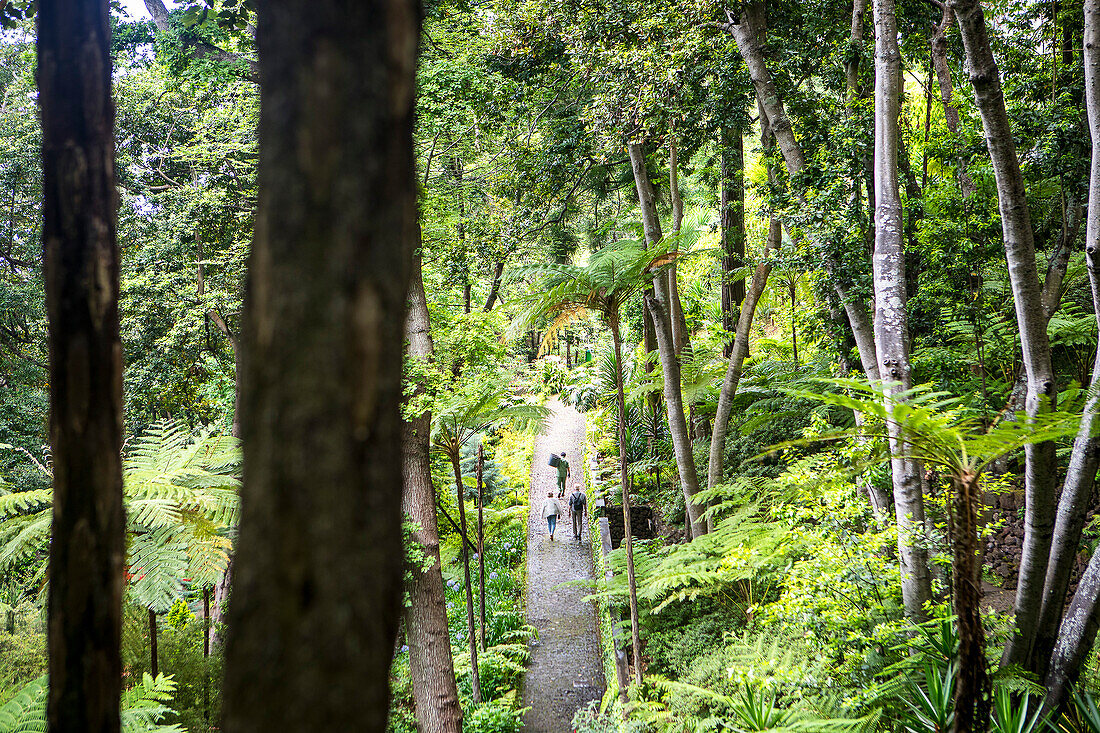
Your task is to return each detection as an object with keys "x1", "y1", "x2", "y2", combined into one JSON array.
[
  {"x1": 951, "y1": 0, "x2": 1060, "y2": 669},
  {"x1": 952, "y1": 472, "x2": 990, "y2": 732},
  {"x1": 847, "y1": 0, "x2": 868, "y2": 100},
  {"x1": 610, "y1": 315, "x2": 643, "y2": 688},
  {"x1": 450, "y1": 452, "x2": 481, "y2": 703},
  {"x1": 39, "y1": 1, "x2": 125, "y2": 730},
  {"x1": 706, "y1": 226, "x2": 777, "y2": 507},
  {"x1": 872, "y1": 0, "x2": 933, "y2": 622},
  {"x1": 402, "y1": 237, "x2": 463, "y2": 733},
  {"x1": 1040, "y1": 0, "x2": 1100, "y2": 693},
  {"x1": 720, "y1": 124, "x2": 746, "y2": 359},
  {"x1": 221, "y1": 0, "x2": 418, "y2": 729},
  {"x1": 149, "y1": 609, "x2": 159, "y2": 679},
  {"x1": 930, "y1": 6, "x2": 978, "y2": 198},
  {"x1": 627, "y1": 142, "x2": 707, "y2": 537},
  {"x1": 477, "y1": 443, "x2": 487, "y2": 653},
  {"x1": 483, "y1": 260, "x2": 505, "y2": 311},
  {"x1": 668, "y1": 137, "x2": 689, "y2": 359}
]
